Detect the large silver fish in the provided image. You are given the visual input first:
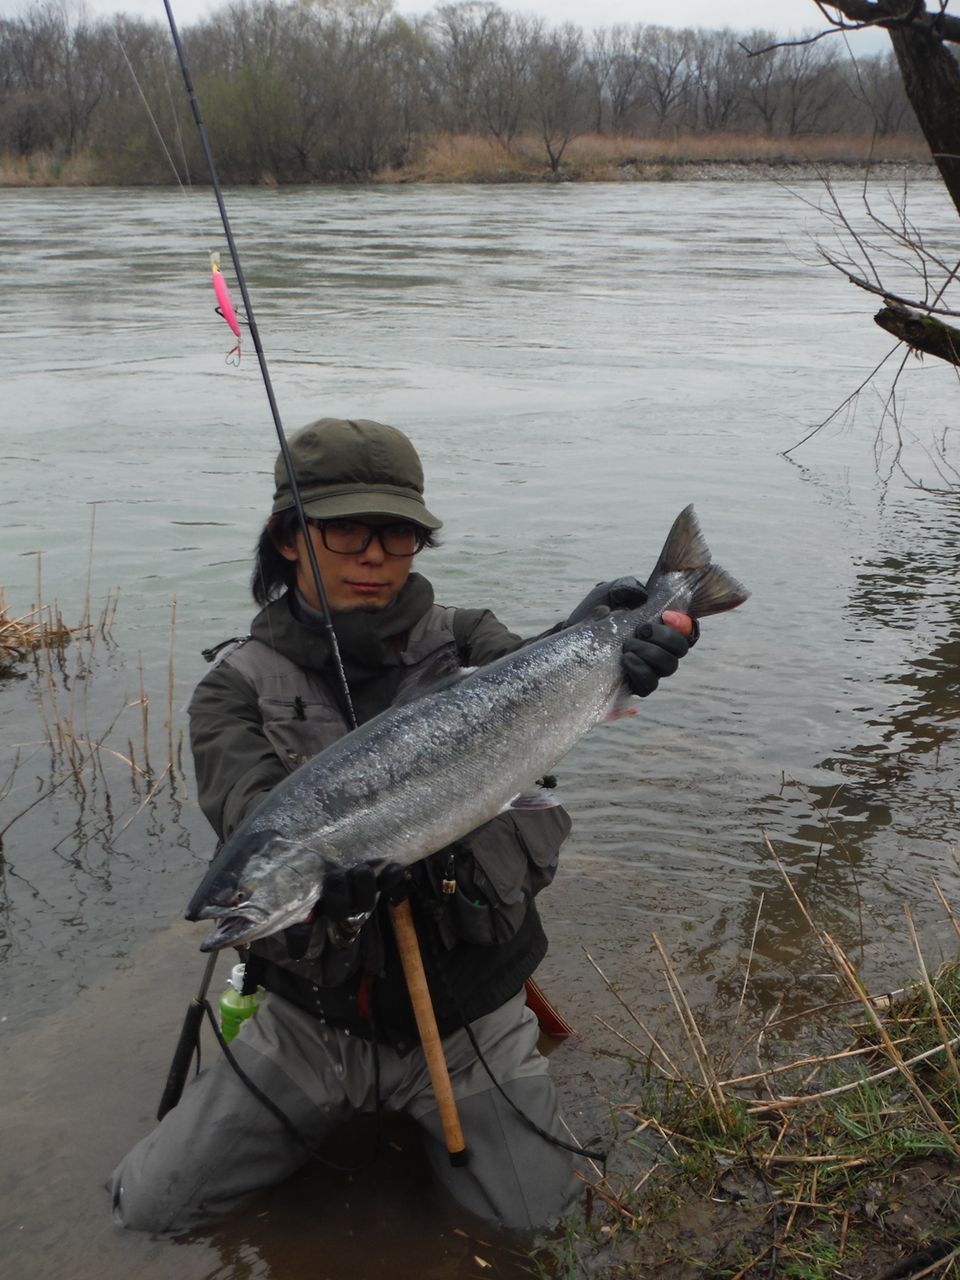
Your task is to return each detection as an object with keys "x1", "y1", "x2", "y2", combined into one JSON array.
[{"x1": 187, "y1": 505, "x2": 748, "y2": 951}]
